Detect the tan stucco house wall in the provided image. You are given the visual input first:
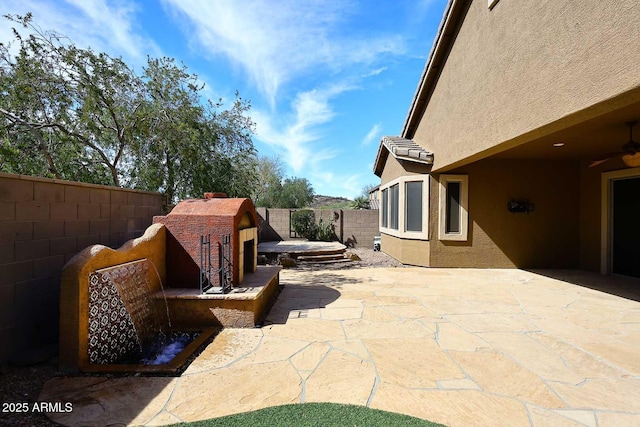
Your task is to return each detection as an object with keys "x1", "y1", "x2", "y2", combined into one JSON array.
[
  {"x1": 378, "y1": 154, "x2": 432, "y2": 266},
  {"x1": 428, "y1": 159, "x2": 580, "y2": 269},
  {"x1": 410, "y1": 0, "x2": 640, "y2": 171},
  {"x1": 374, "y1": 0, "x2": 640, "y2": 273}
]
